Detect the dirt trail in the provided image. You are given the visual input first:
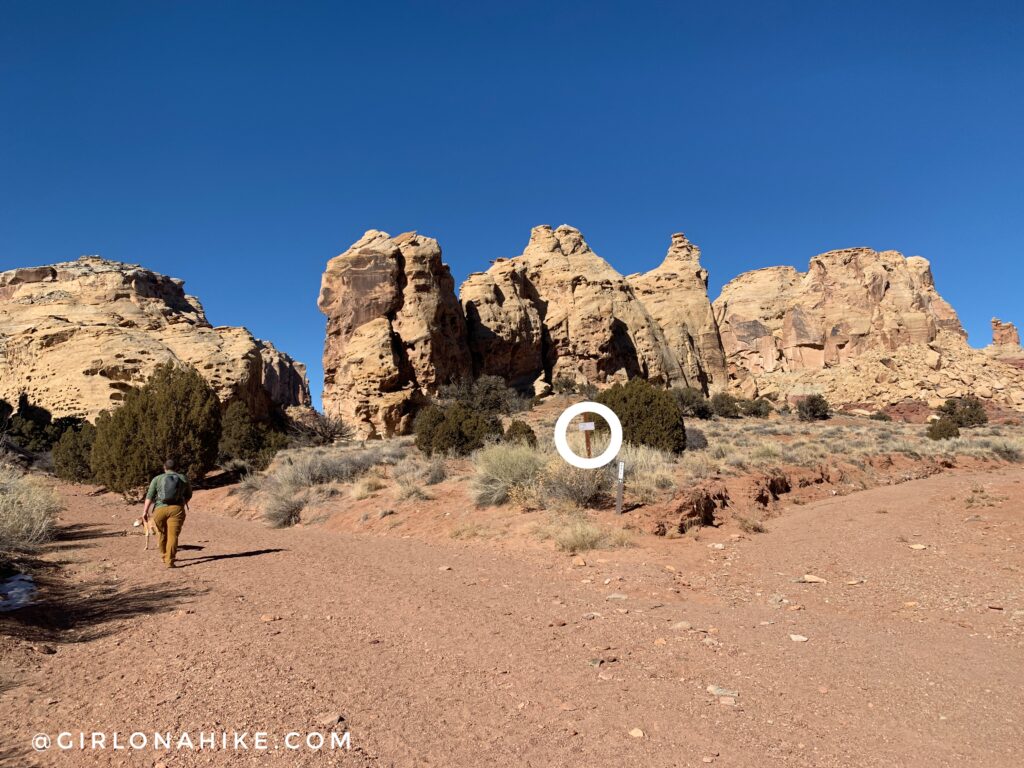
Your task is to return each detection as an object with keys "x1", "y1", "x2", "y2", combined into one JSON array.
[{"x1": 2, "y1": 467, "x2": 1023, "y2": 767}]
